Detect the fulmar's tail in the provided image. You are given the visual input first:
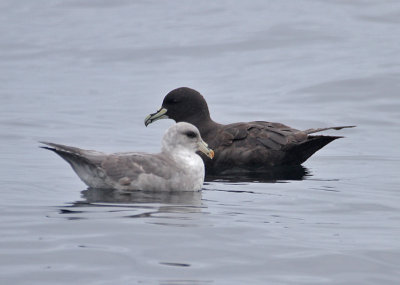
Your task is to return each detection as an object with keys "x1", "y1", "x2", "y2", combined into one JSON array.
[
  {"x1": 40, "y1": 142, "x2": 100, "y2": 167},
  {"x1": 40, "y1": 142, "x2": 106, "y2": 188}
]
